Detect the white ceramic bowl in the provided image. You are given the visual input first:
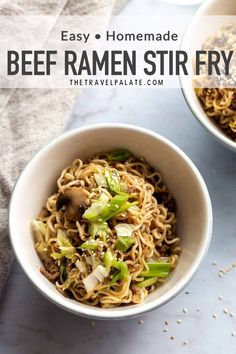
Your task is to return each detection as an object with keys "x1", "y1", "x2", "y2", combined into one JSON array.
[
  {"x1": 9, "y1": 124, "x2": 212, "y2": 319},
  {"x1": 180, "y1": 0, "x2": 236, "y2": 152}
]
